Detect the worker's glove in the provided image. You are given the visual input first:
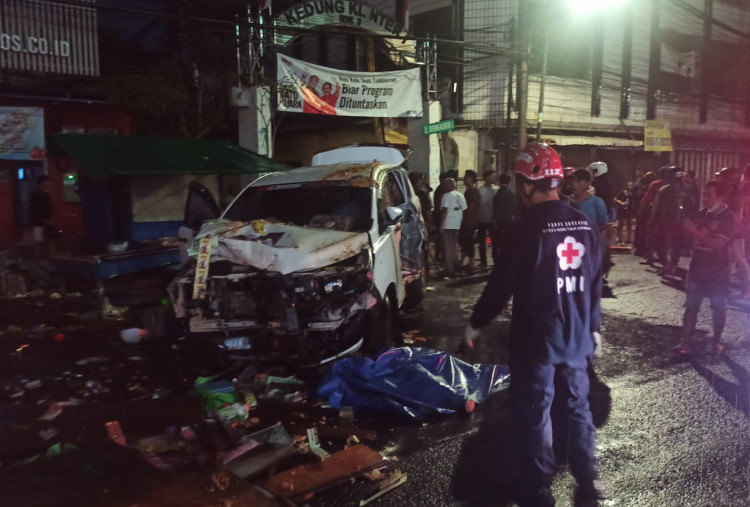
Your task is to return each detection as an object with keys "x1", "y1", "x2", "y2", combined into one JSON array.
[
  {"x1": 464, "y1": 324, "x2": 481, "y2": 349},
  {"x1": 593, "y1": 331, "x2": 603, "y2": 358}
]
